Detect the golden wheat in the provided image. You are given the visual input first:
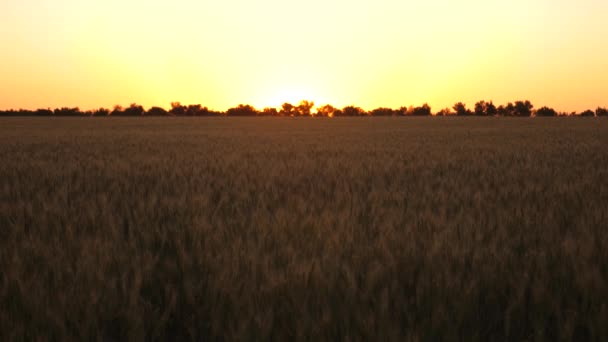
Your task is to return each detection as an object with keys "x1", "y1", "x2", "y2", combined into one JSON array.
[{"x1": 1, "y1": 117, "x2": 607, "y2": 341}]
